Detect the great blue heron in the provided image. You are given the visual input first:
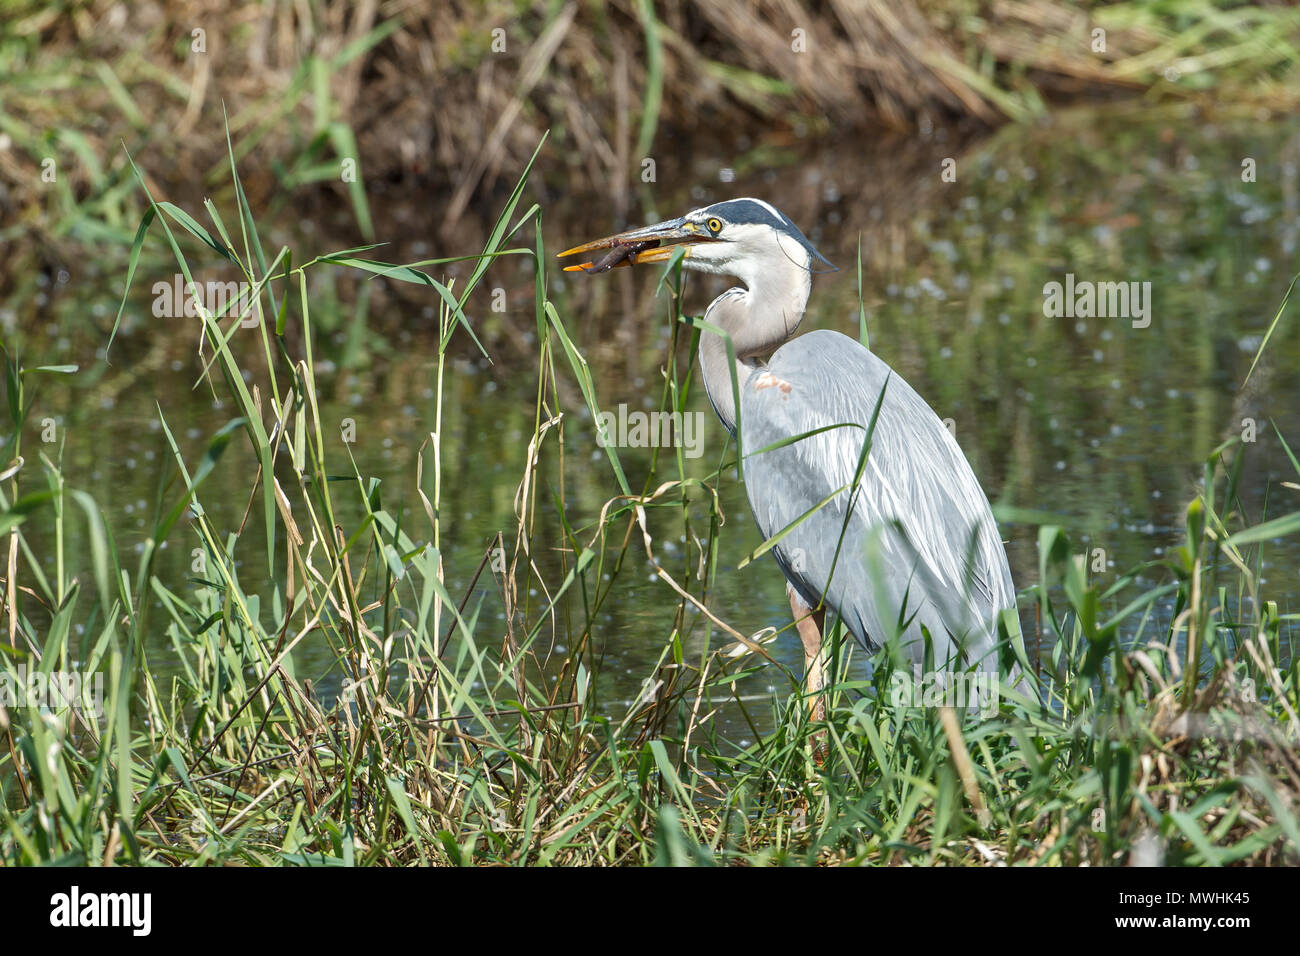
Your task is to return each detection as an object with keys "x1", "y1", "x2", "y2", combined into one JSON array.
[{"x1": 560, "y1": 198, "x2": 1029, "y2": 720}]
